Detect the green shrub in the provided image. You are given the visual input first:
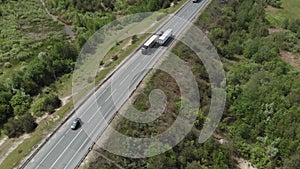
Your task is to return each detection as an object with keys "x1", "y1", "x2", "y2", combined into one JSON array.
[
  {"x1": 3, "y1": 118, "x2": 23, "y2": 138},
  {"x1": 30, "y1": 97, "x2": 46, "y2": 117},
  {"x1": 20, "y1": 114, "x2": 37, "y2": 133},
  {"x1": 10, "y1": 91, "x2": 32, "y2": 116},
  {"x1": 4, "y1": 62, "x2": 12, "y2": 68},
  {"x1": 31, "y1": 94, "x2": 61, "y2": 116},
  {"x1": 16, "y1": 51, "x2": 31, "y2": 61},
  {"x1": 1, "y1": 56, "x2": 10, "y2": 62},
  {"x1": 112, "y1": 54, "x2": 118, "y2": 61},
  {"x1": 3, "y1": 114, "x2": 37, "y2": 138}
]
